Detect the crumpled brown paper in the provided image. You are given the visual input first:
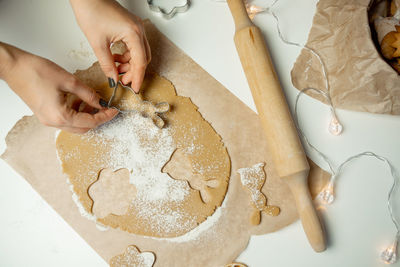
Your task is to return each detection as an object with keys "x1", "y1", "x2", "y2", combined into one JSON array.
[
  {"x1": 1, "y1": 21, "x2": 330, "y2": 266},
  {"x1": 291, "y1": 0, "x2": 400, "y2": 115}
]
